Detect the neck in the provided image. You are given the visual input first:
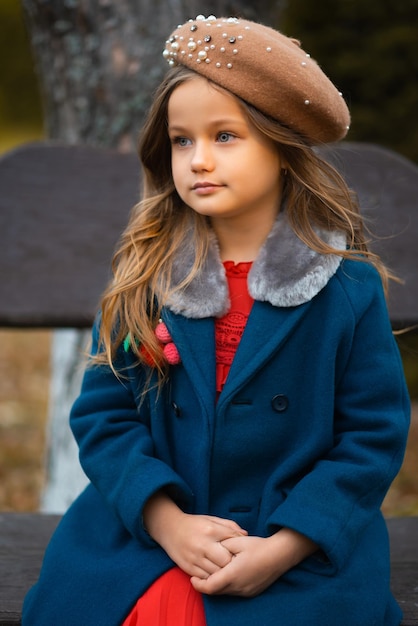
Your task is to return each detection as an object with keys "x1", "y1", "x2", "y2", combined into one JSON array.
[{"x1": 210, "y1": 210, "x2": 279, "y2": 263}]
